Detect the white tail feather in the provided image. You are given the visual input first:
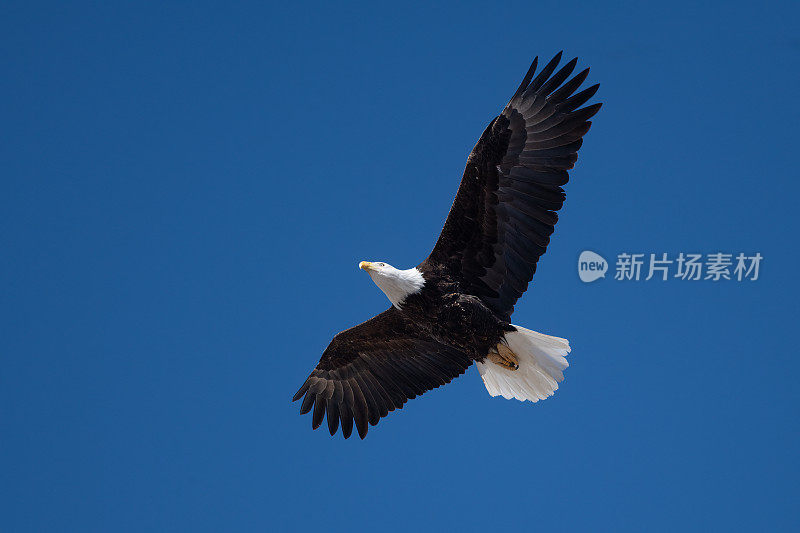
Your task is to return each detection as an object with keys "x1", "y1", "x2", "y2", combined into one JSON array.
[{"x1": 476, "y1": 325, "x2": 570, "y2": 402}]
